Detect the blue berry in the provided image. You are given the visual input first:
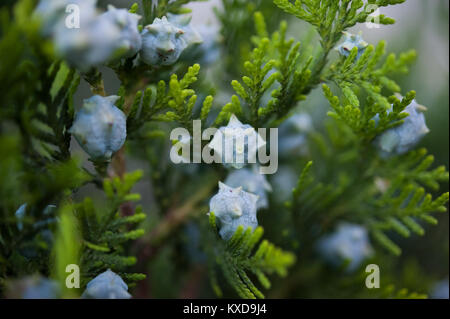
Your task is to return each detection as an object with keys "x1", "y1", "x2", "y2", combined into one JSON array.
[
  {"x1": 52, "y1": 5, "x2": 125, "y2": 71},
  {"x1": 208, "y1": 114, "x2": 266, "y2": 169},
  {"x1": 82, "y1": 269, "x2": 131, "y2": 299},
  {"x1": 336, "y1": 32, "x2": 368, "y2": 60},
  {"x1": 100, "y1": 5, "x2": 142, "y2": 59},
  {"x1": 224, "y1": 167, "x2": 272, "y2": 210},
  {"x1": 167, "y1": 13, "x2": 203, "y2": 47},
  {"x1": 140, "y1": 15, "x2": 202, "y2": 66},
  {"x1": 317, "y1": 223, "x2": 373, "y2": 272},
  {"x1": 70, "y1": 95, "x2": 126, "y2": 160},
  {"x1": 209, "y1": 182, "x2": 259, "y2": 240},
  {"x1": 374, "y1": 99, "x2": 429, "y2": 157}
]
